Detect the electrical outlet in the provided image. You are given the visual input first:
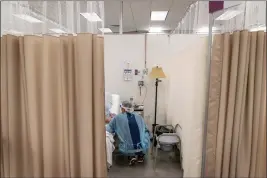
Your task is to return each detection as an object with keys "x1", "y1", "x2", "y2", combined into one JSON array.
[
  {"x1": 135, "y1": 69, "x2": 139, "y2": 75},
  {"x1": 143, "y1": 68, "x2": 148, "y2": 75}
]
